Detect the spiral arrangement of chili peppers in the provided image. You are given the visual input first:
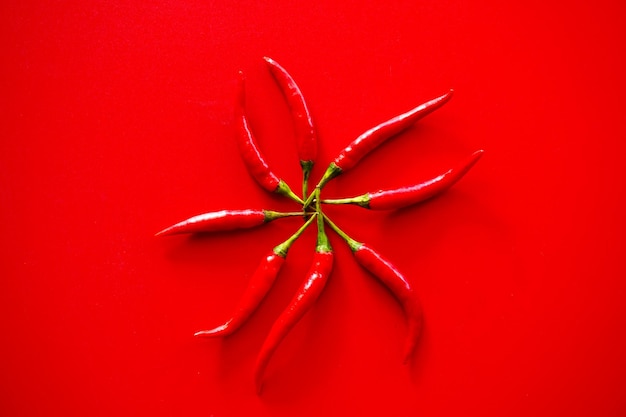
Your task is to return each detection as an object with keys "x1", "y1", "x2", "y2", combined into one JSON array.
[{"x1": 157, "y1": 57, "x2": 483, "y2": 393}]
